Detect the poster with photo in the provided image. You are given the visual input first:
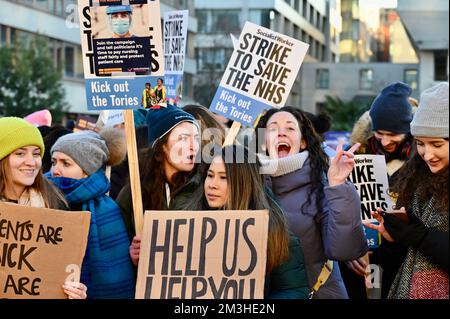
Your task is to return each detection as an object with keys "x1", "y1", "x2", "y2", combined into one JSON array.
[
  {"x1": 78, "y1": 0, "x2": 165, "y2": 110},
  {"x1": 163, "y1": 10, "x2": 189, "y2": 104}
]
